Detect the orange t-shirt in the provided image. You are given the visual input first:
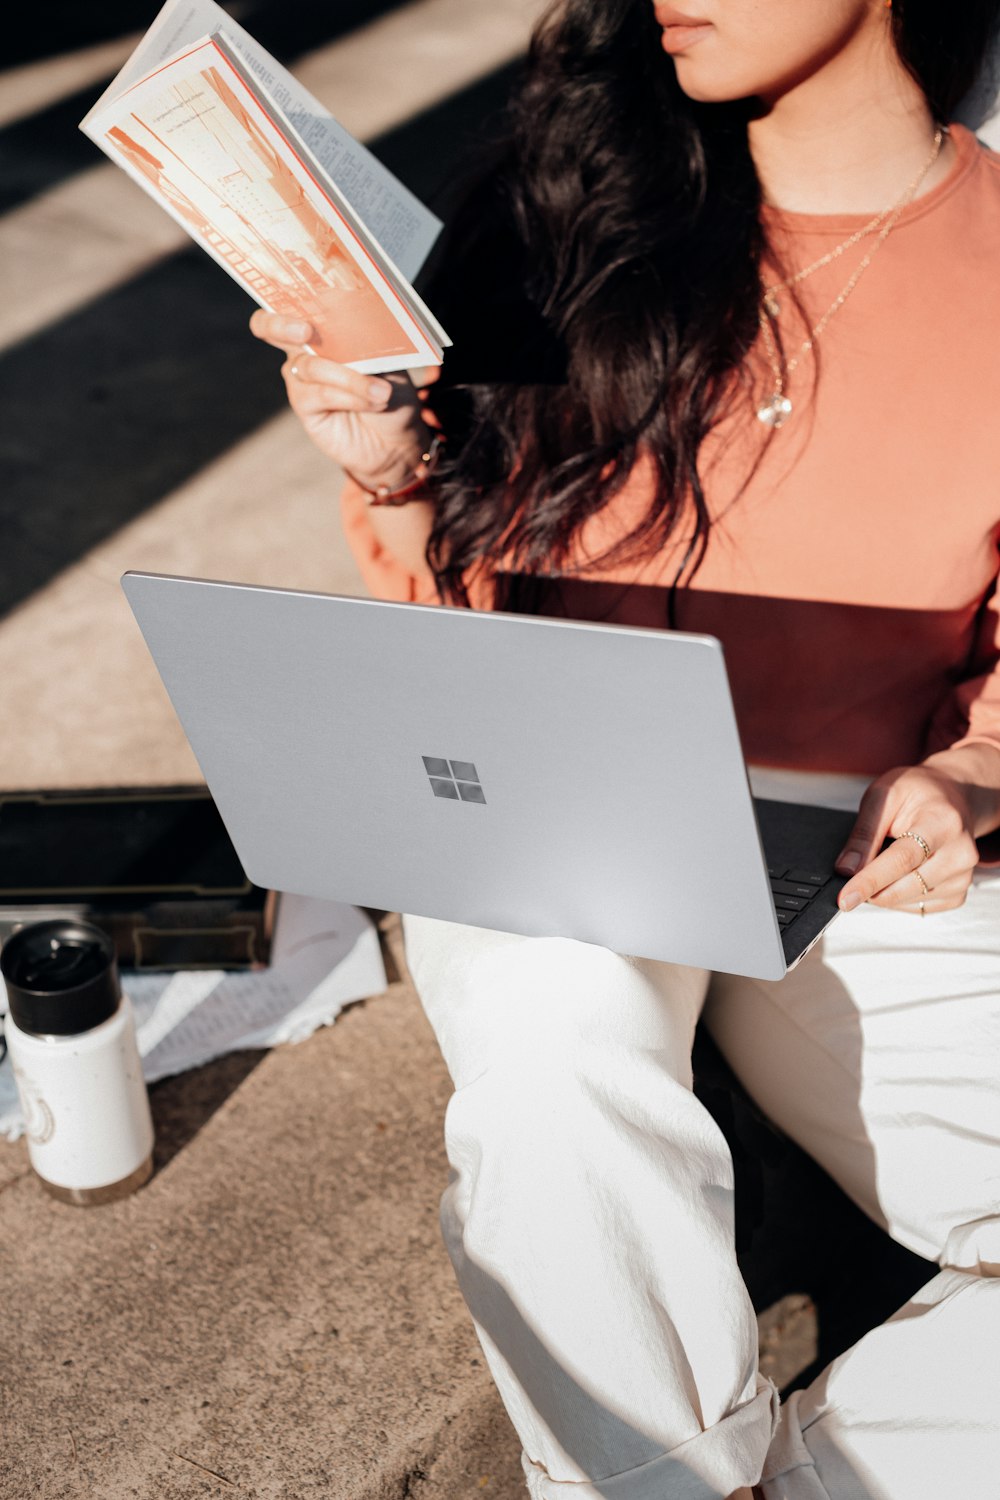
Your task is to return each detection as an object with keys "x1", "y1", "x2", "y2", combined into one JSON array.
[{"x1": 342, "y1": 123, "x2": 1000, "y2": 779}]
